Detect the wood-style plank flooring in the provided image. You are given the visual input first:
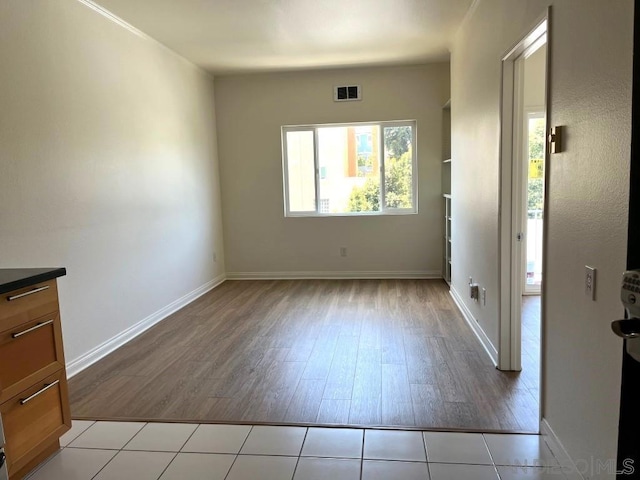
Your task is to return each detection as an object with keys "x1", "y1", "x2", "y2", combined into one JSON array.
[
  {"x1": 521, "y1": 295, "x2": 541, "y2": 412},
  {"x1": 69, "y1": 280, "x2": 540, "y2": 432}
]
